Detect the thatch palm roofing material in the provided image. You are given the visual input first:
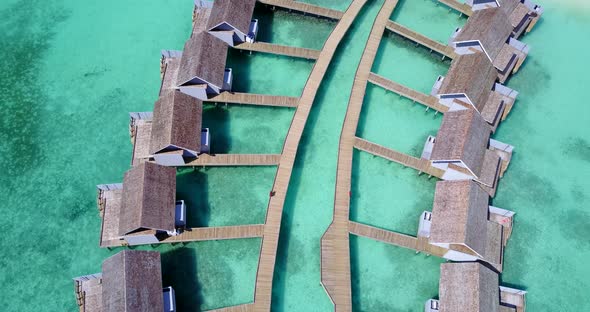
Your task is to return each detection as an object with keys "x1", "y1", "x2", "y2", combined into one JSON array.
[
  {"x1": 438, "y1": 53, "x2": 498, "y2": 112},
  {"x1": 119, "y1": 162, "x2": 176, "y2": 236},
  {"x1": 454, "y1": 7, "x2": 513, "y2": 61},
  {"x1": 102, "y1": 250, "x2": 164, "y2": 312},
  {"x1": 430, "y1": 180, "x2": 489, "y2": 257},
  {"x1": 149, "y1": 89, "x2": 202, "y2": 155},
  {"x1": 177, "y1": 31, "x2": 228, "y2": 89},
  {"x1": 431, "y1": 109, "x2": 492, "y2": 177},
  {"x1": 207, "y1": 0, "x2": 257, "y2": 35},
  {"x1": 439, "y1": 262, "x2": 499, "y2": 312}
]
